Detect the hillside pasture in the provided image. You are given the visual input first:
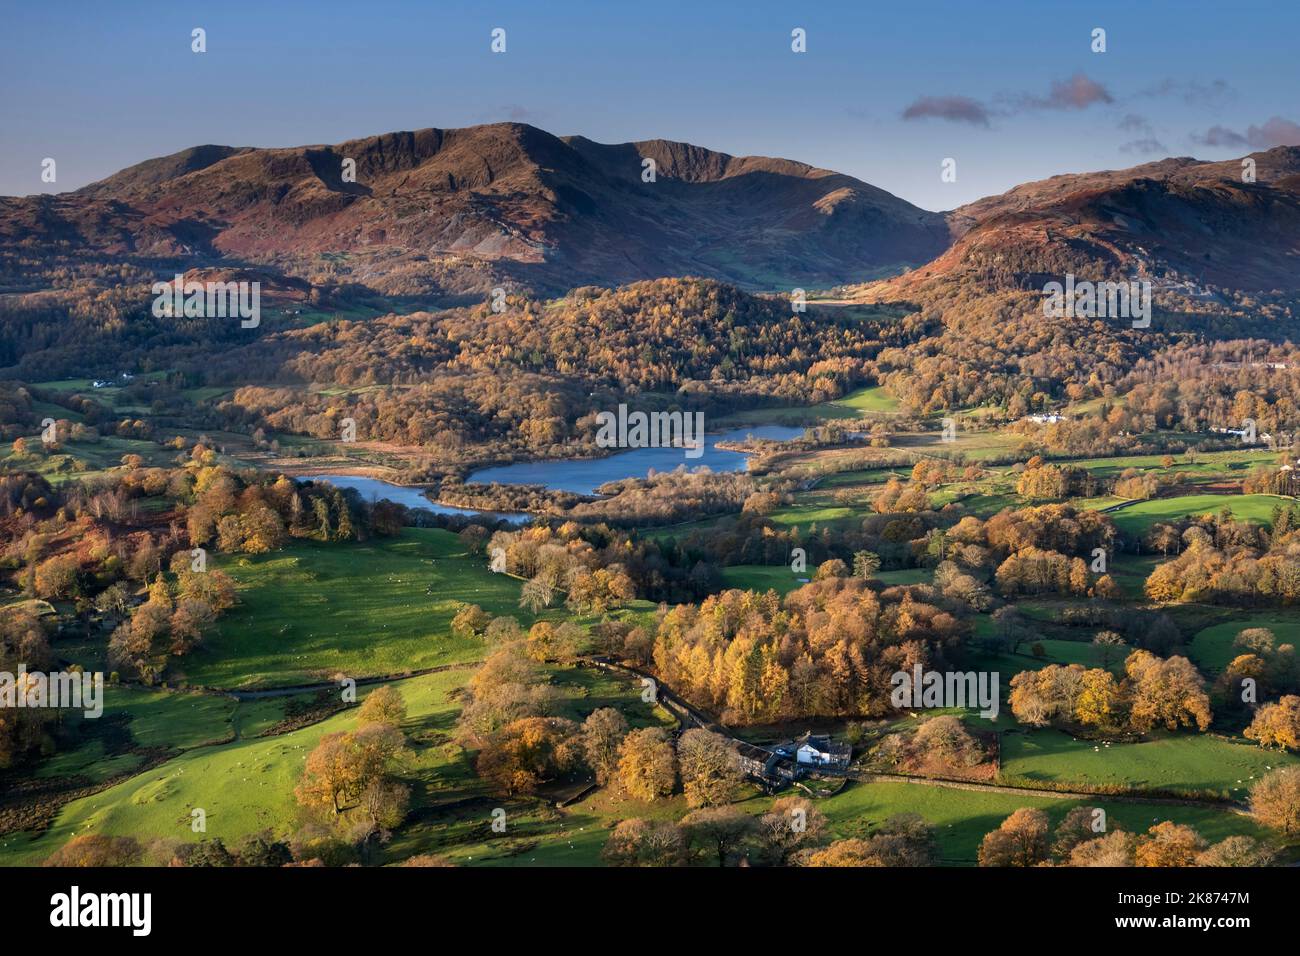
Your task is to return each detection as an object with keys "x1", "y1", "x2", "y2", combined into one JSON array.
[{"x1": 178, "y1": 528, "x2": 532, "y2": 689}]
